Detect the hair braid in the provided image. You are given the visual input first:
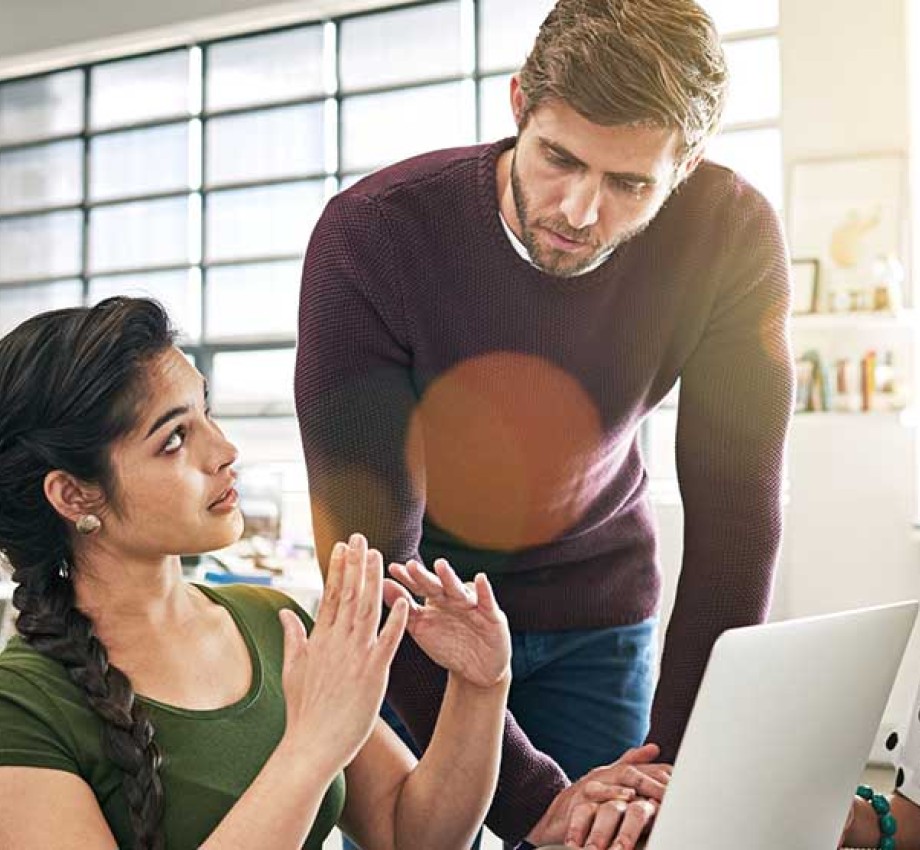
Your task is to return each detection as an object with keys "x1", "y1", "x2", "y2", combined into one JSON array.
[{"x1": 13, "y1": 566, "x2": 165, "y2": 850}]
